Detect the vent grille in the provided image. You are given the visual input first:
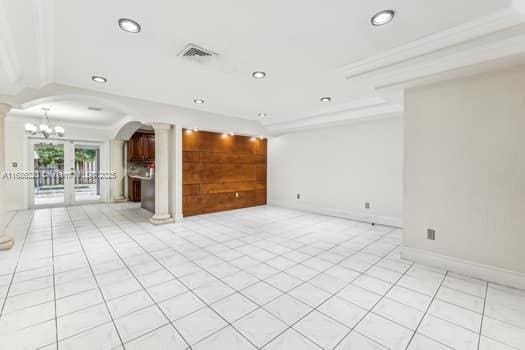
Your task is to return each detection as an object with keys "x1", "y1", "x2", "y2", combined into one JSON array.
[
  {"x1": 183, "y1": 47, "x2": 212, "y2": 57},
  {"x1": 178, "y1": 44, "x2": 217, "y2": 62}
]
